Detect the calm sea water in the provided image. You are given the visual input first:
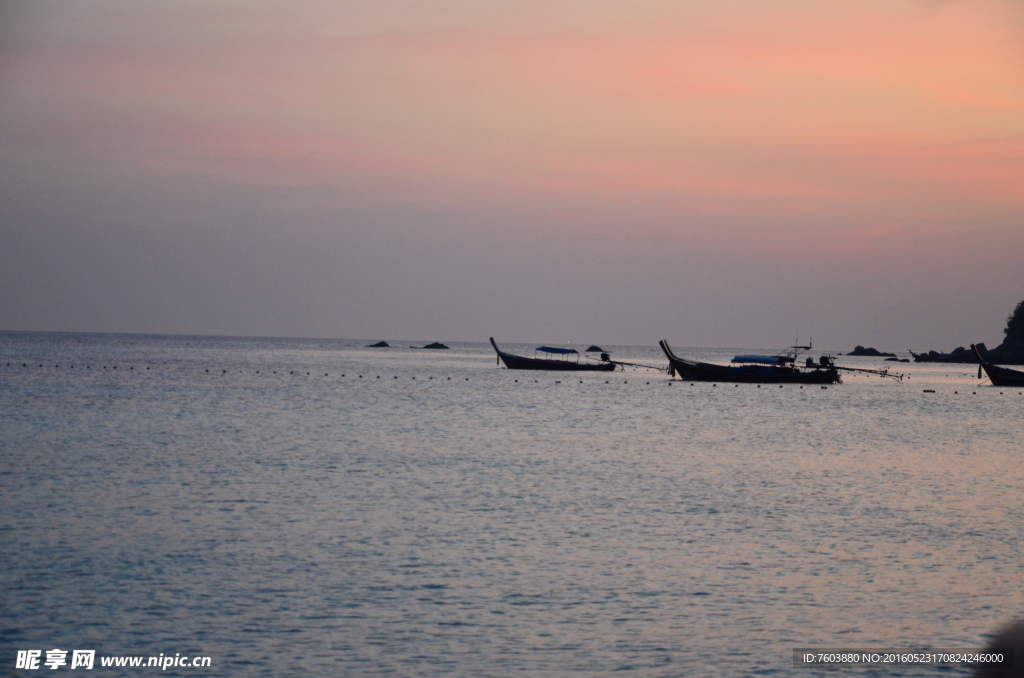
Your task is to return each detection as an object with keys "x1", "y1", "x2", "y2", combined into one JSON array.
[{"x1": 2, "y1": 332, "x2": 1022, "y2": 677}]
